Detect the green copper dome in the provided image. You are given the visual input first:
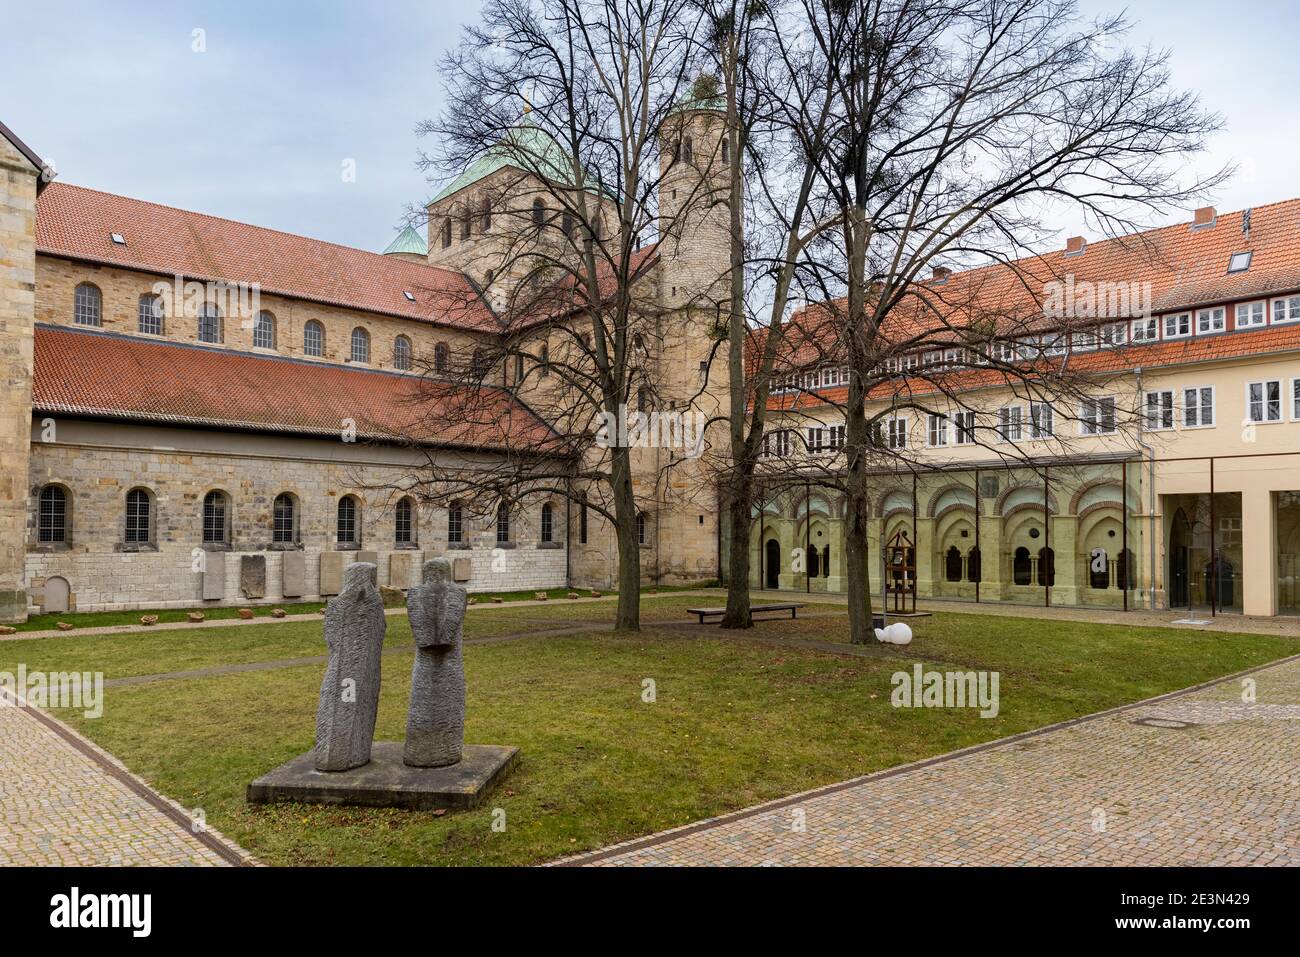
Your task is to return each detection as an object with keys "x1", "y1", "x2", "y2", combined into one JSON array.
[
  {"x1": 382, "y1": 225, "x2": 427, "y2": 256},
  {"x1": 429, "y1": 115, "x2": 600, "y2": 204}
]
